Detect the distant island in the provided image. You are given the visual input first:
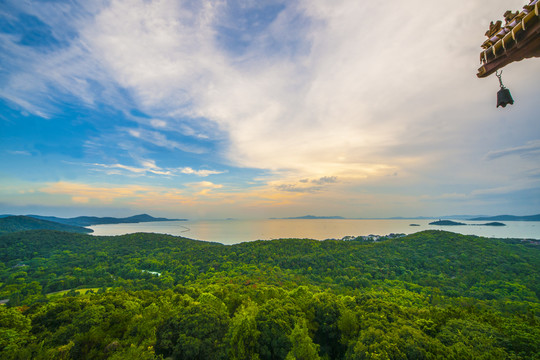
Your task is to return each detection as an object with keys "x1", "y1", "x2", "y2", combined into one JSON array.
[
  {"x1": 272, "y1": 215, "x2": 346, "y2": 220},
  {"x1": 263, "y1": 214, "x2": 540, "y2": 221},
  {"x1": 481, "y1": 222, "x2": 506, "y2": 226},
  {"x1": 429, "y1": 220, "x2": 466, "y2": 226},
  {"x1": 468, "y1": 214, "x2": 540, "y2": 221},
  {"x1": 429, "y1": 220, "x2": 506, "y2": 227}
]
